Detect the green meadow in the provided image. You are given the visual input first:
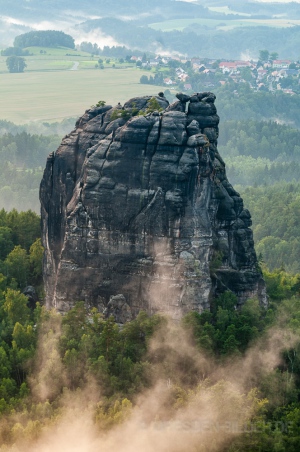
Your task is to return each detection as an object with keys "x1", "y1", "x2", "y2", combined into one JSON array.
[
  {"x1": 0, "y1": 46, "x2": 137, "y2": 73},
  {"x1": 0, "y1": 47, "x2": 163, "y2": 123}
]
